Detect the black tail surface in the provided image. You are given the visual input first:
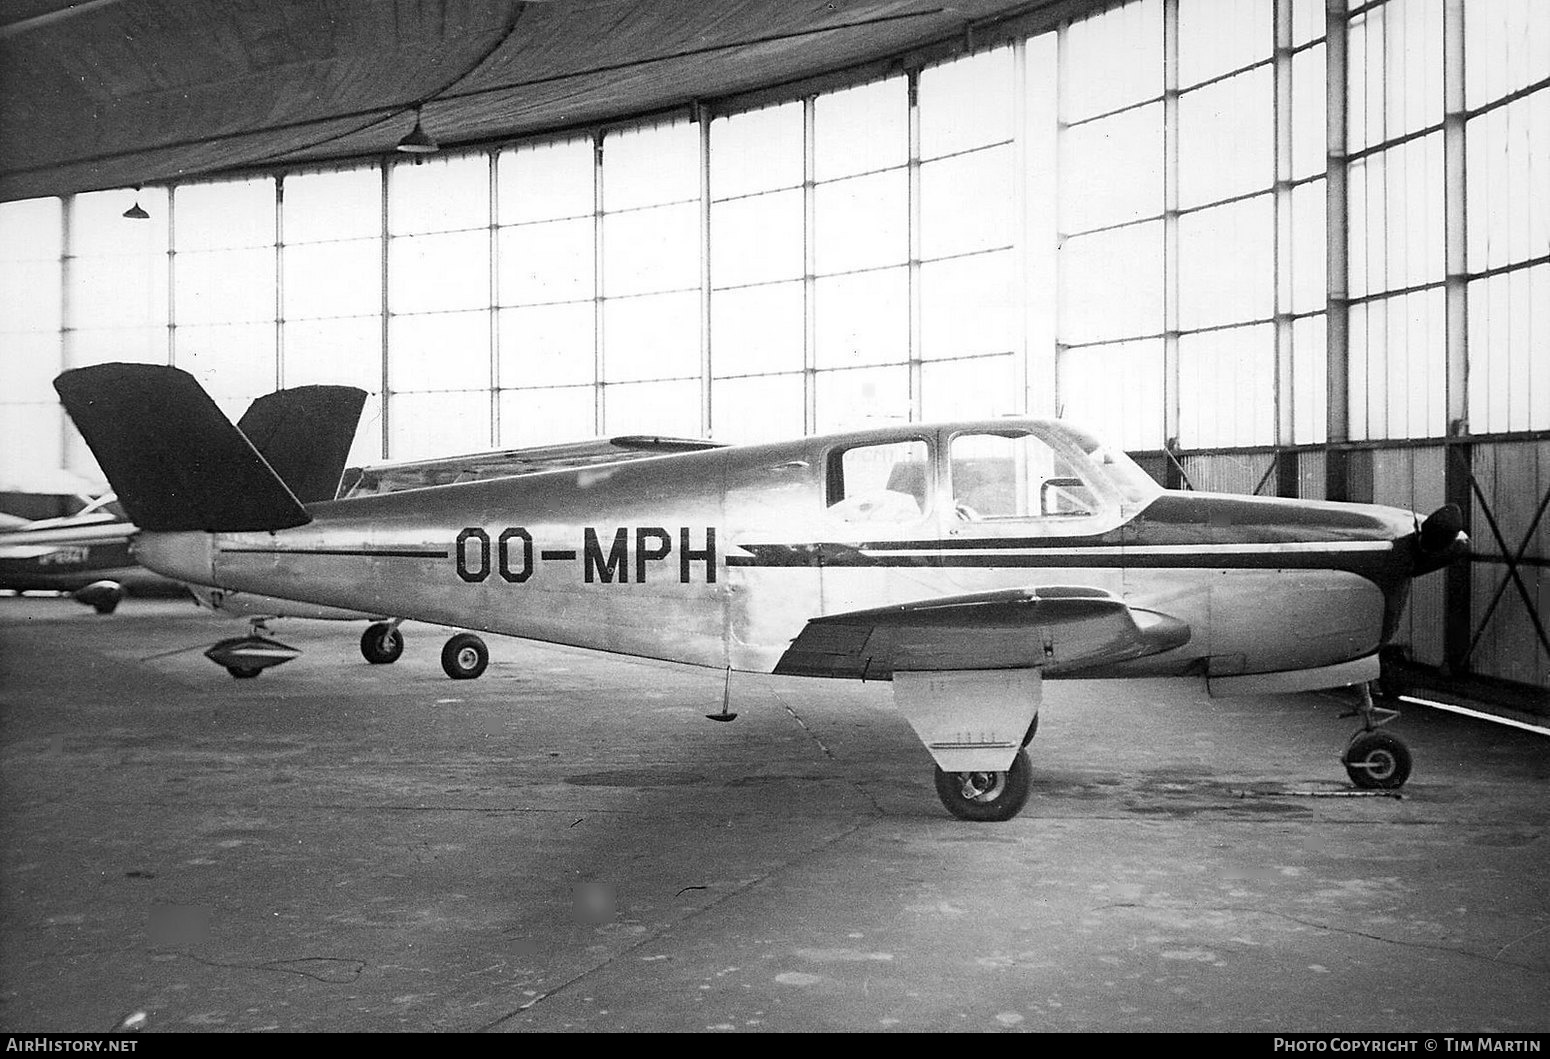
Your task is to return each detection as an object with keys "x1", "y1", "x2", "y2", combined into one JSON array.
[
  {"x1": 54, "y1": 364, "x2": 311, "y2": 532},
  {"x1": 236, "y1": 385, "x2": 367, "y2": 503}
]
